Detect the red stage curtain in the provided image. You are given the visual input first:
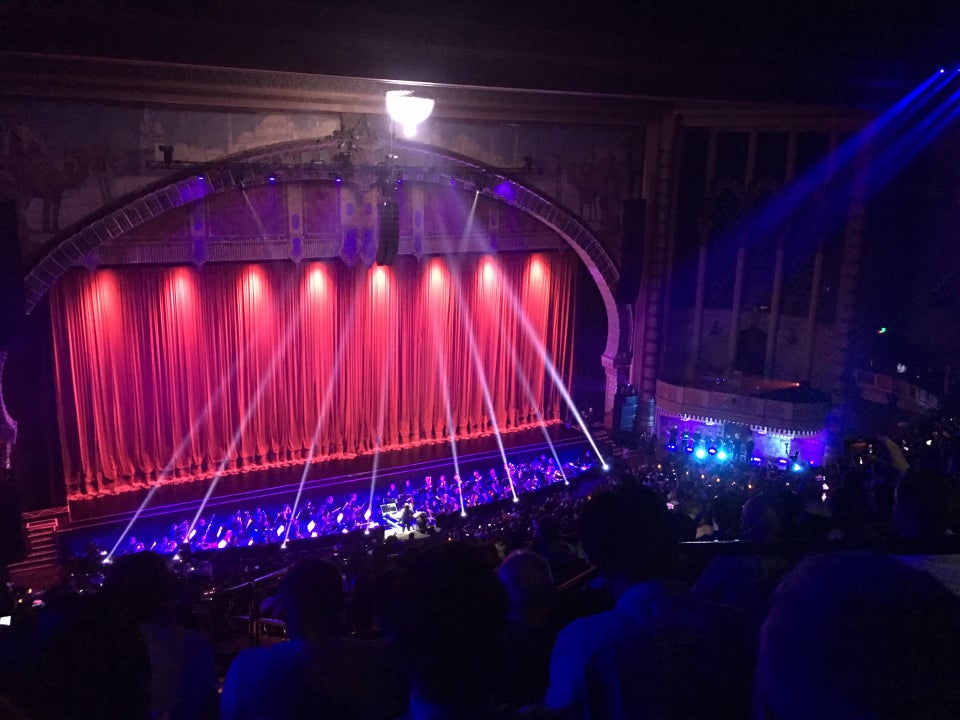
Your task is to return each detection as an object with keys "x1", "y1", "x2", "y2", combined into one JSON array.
[{"x1": 50, "y1": 254, "x2": 575, "y2": 497}]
